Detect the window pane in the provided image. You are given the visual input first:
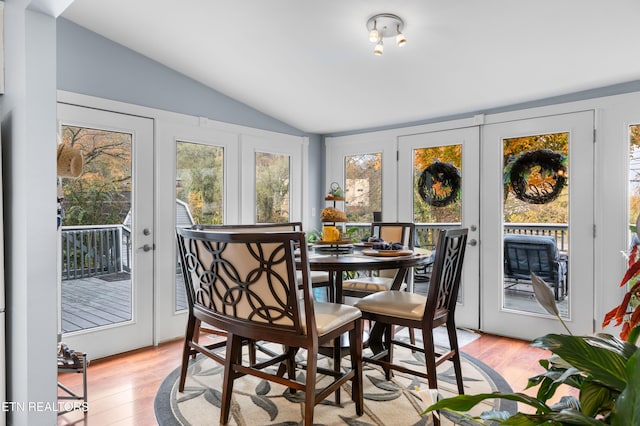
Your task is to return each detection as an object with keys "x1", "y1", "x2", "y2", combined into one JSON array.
[
  {"x1": 502, "y1": 133, "x2": 569, "y2": 317},
  {"x1": 345, "y1": 153, "x2": 382, "y2": 222},
  {"x1": 255, "y1": 152, "x2": 290, "y2": 223},
  {"x1": 412, "y1": 145, "x2": 462, "y2": 224},
  {"x1": 59, "y1": 125, "x2": 133, "y2": 332},
  {"x1": 176, "y1": 141, "x2": 224, "y2": 225}
]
